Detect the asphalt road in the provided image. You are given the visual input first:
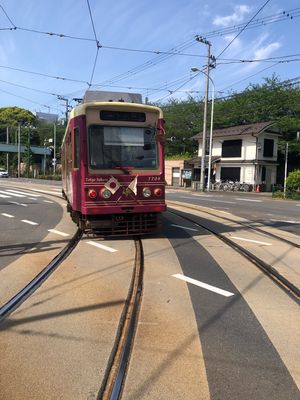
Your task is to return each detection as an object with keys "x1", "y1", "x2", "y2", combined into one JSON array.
[
  {"x1": 162, "y1": 211, "x2": 300, "y2": 400},
  {"x1": 0, "y1": 183, "x2": 63, "y2": 272},
  {"x1": 1, "y1": 180, "x2": 299, "y2": 399},
  {"x1": 166, "y1": 189, "x2": 300, "y2": 235}
]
